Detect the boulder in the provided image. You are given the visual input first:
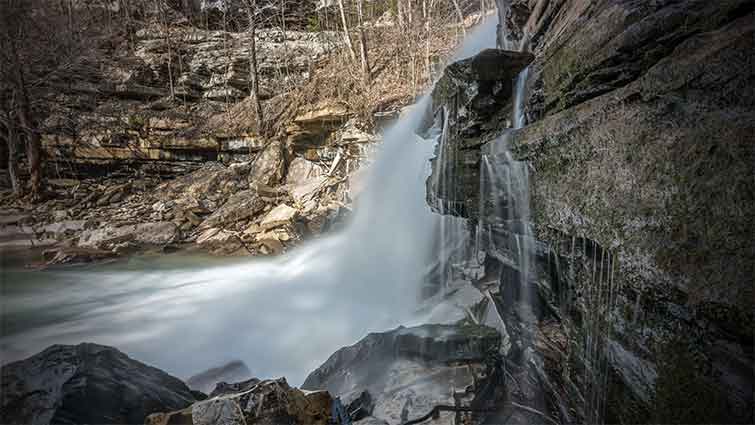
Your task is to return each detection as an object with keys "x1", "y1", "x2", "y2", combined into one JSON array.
[
  {"x1": 186, "y1": 360, "x2": 253, "y2": 395},
  {"x1": 249, "y1": 140, "x2": 286, "y2": 187},
  {"x1": 77, "y1": 222, "x2": 177, "y2": 250},
  {"x1": 201, "y1": 190, "x2": 266, "y2": 229},
  {"x1": 146, "y1": 378, "x2": 332, "y2": 425},
  {"x1": 207, "y1": 377, "x2": 262, "y2": 398},
  {"x1": 40, "y1": 220, "x2": 88, "y2": 237},
  {"x1": 286, "y1": 157, "x2": 325, "y2": 186},
  {"x1": 289, "y1": 176, "x2": 328, "y2": 206},
  {"x1": 0, "y1": 343, "x2": 196, "y2": 425},
  {"x1": 302, "y1": 324, "x2": 500, "y2": 425},
  {"x1": 196, "y1": 228, "x2": 243, "y2": 254},
  {"x1": 293, "y1": 102, "x2": 350, "y2": 125},
  {"x1": 259, "y1": 204, "x2": 298, "y2": 230},
  {"x1": 256, "y1": 235, "x2": 284, "y2": 256},
  {"x1": 430, "y1": 48, "x2": 533, "y2": 130},
  {"x1": 43, "y1": 247, "x2": 118, "y2": 266}
]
